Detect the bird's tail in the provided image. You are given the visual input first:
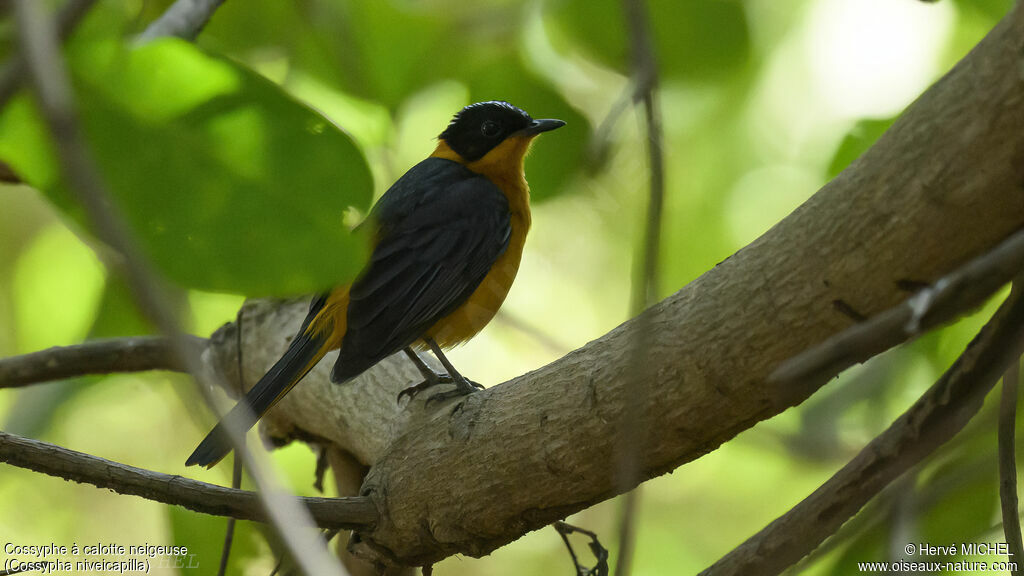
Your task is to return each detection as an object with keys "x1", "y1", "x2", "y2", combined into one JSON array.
[{"x1": 185, "y1": 294, "x2": 338, "y2": 468}]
